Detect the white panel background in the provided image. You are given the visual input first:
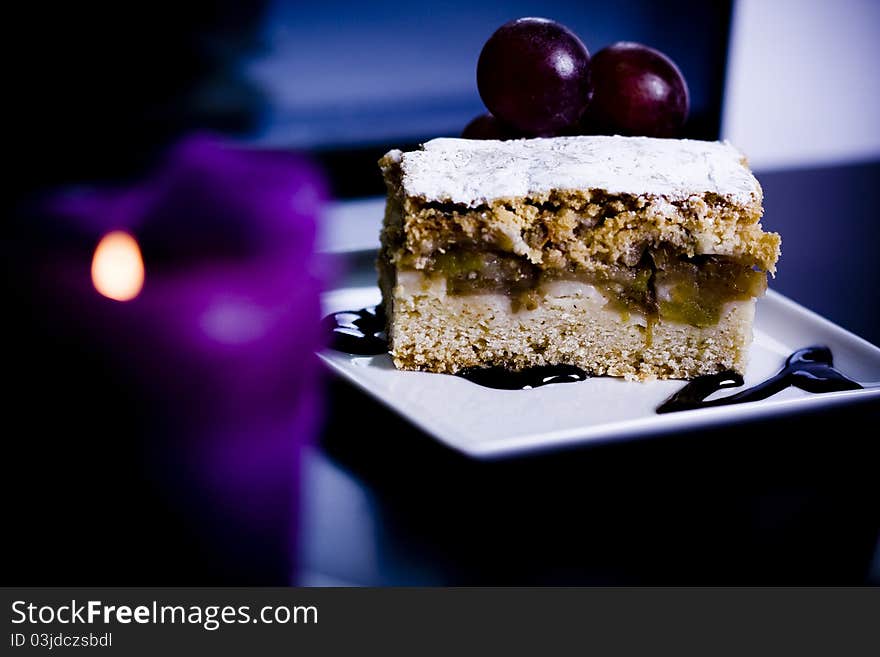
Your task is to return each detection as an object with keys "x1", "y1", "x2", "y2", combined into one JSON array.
[{"x1": 723, "y1": 0, "x2": 880, "y2": 170}]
